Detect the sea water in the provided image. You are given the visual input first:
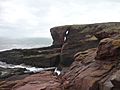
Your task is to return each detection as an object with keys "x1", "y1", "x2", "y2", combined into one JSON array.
[
  {"x1": 0, "y1": 61, "x2": 56, "y2": 73},
  {"x1": 0, "y1": 37, "x2": 56, "y2": 73},
  {"x1": 0, "y1": 37, "x2": 61, "y2": 75},
  {"x1": 0, "y1": 37, "x2": 52, "y2": 51}
]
